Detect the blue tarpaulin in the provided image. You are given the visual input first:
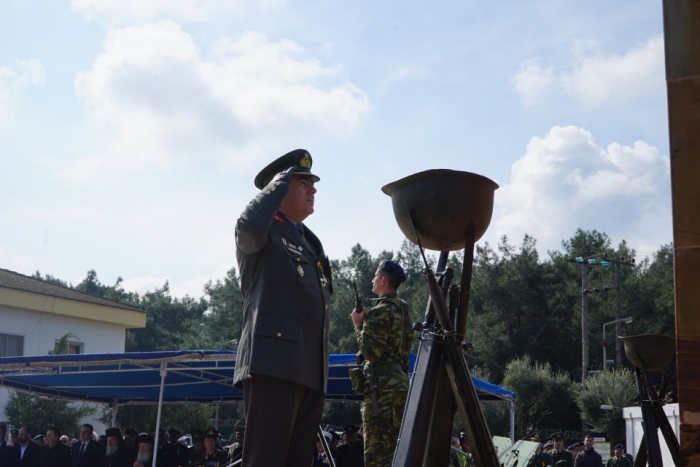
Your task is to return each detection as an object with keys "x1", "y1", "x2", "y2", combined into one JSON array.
[{"x1": 0, "y1": 350, "x2": 515, "y2": 404}]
